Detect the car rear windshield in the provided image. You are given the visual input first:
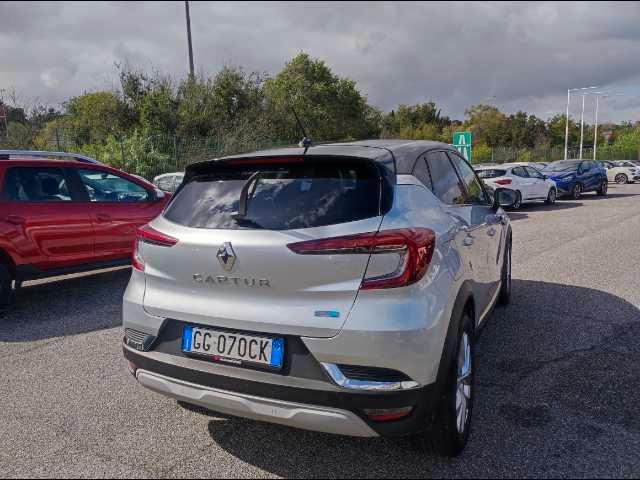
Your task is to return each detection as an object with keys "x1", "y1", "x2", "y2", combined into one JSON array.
[
  {"x1": 476, "y1": 169, "x2": 507, "y2": 179},
  {"x1": 163, "y1": 160, "x2": 383, "y2": 230}
]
